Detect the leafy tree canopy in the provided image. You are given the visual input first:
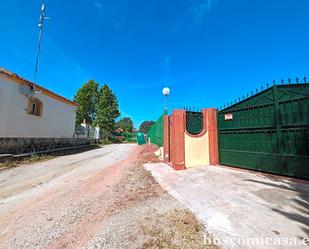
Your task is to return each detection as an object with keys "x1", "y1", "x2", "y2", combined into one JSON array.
[
  {"x1": 116, "y1": 117, "x2": 134, "y2": 132},
  {"x1": 95, "y1": 84, "x2": 120, "y2": 132},
  {"x1": 74, "y1": 80, "x2": 99, "y2": 124},
  {"x1": 139, "y1": 120, "x2": 155, "y2": 134}
]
